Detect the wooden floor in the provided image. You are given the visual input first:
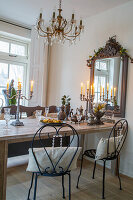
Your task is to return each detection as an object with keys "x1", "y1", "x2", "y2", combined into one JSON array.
[{"x1": 7, "y1": 159, "x2": 133, "y2": 200}]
